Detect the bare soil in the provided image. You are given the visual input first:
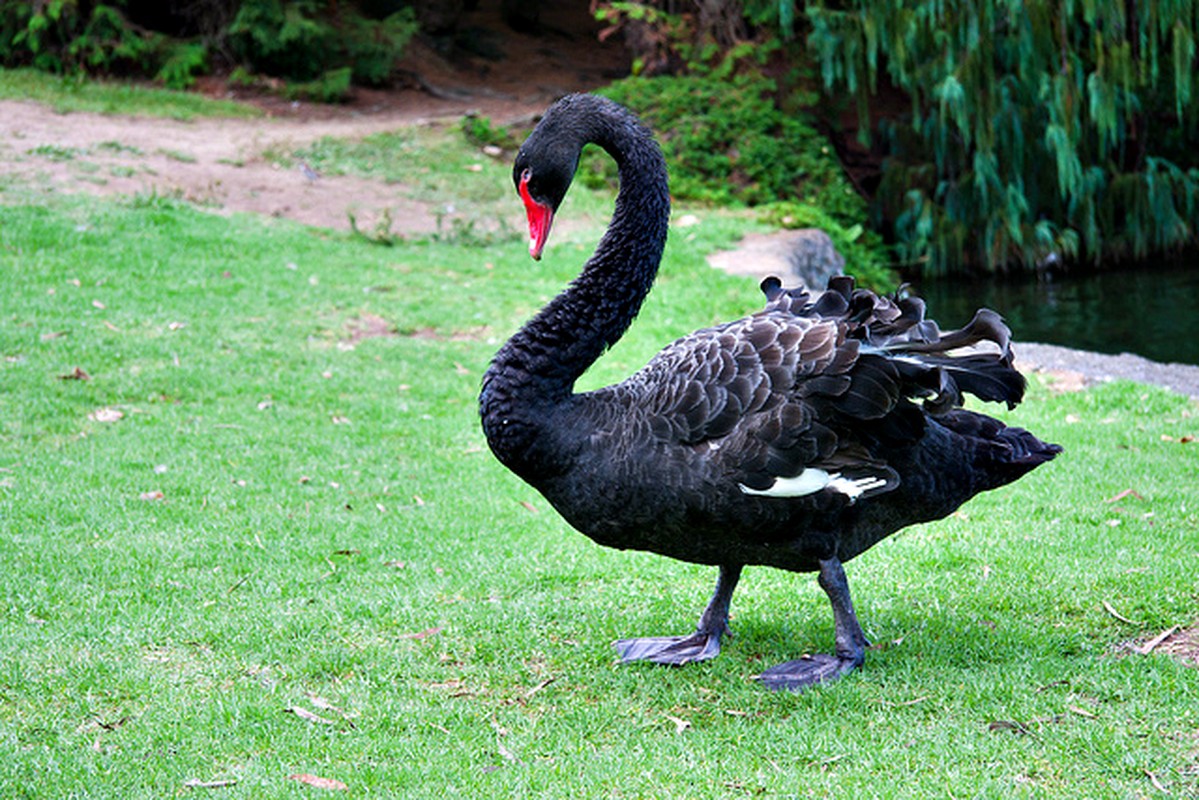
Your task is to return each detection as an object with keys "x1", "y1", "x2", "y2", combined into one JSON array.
[{"x1": 0, "y1": 1, "x2": 628, "y2": 234}]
